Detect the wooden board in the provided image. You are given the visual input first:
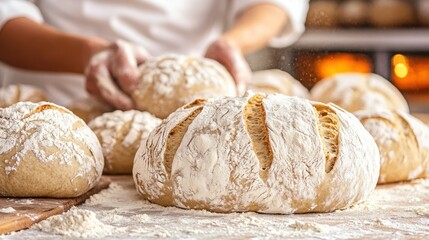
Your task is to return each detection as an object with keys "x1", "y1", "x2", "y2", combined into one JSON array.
[{"x1": 0, "y1": 176, "x2": 111, "y2": 235}]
